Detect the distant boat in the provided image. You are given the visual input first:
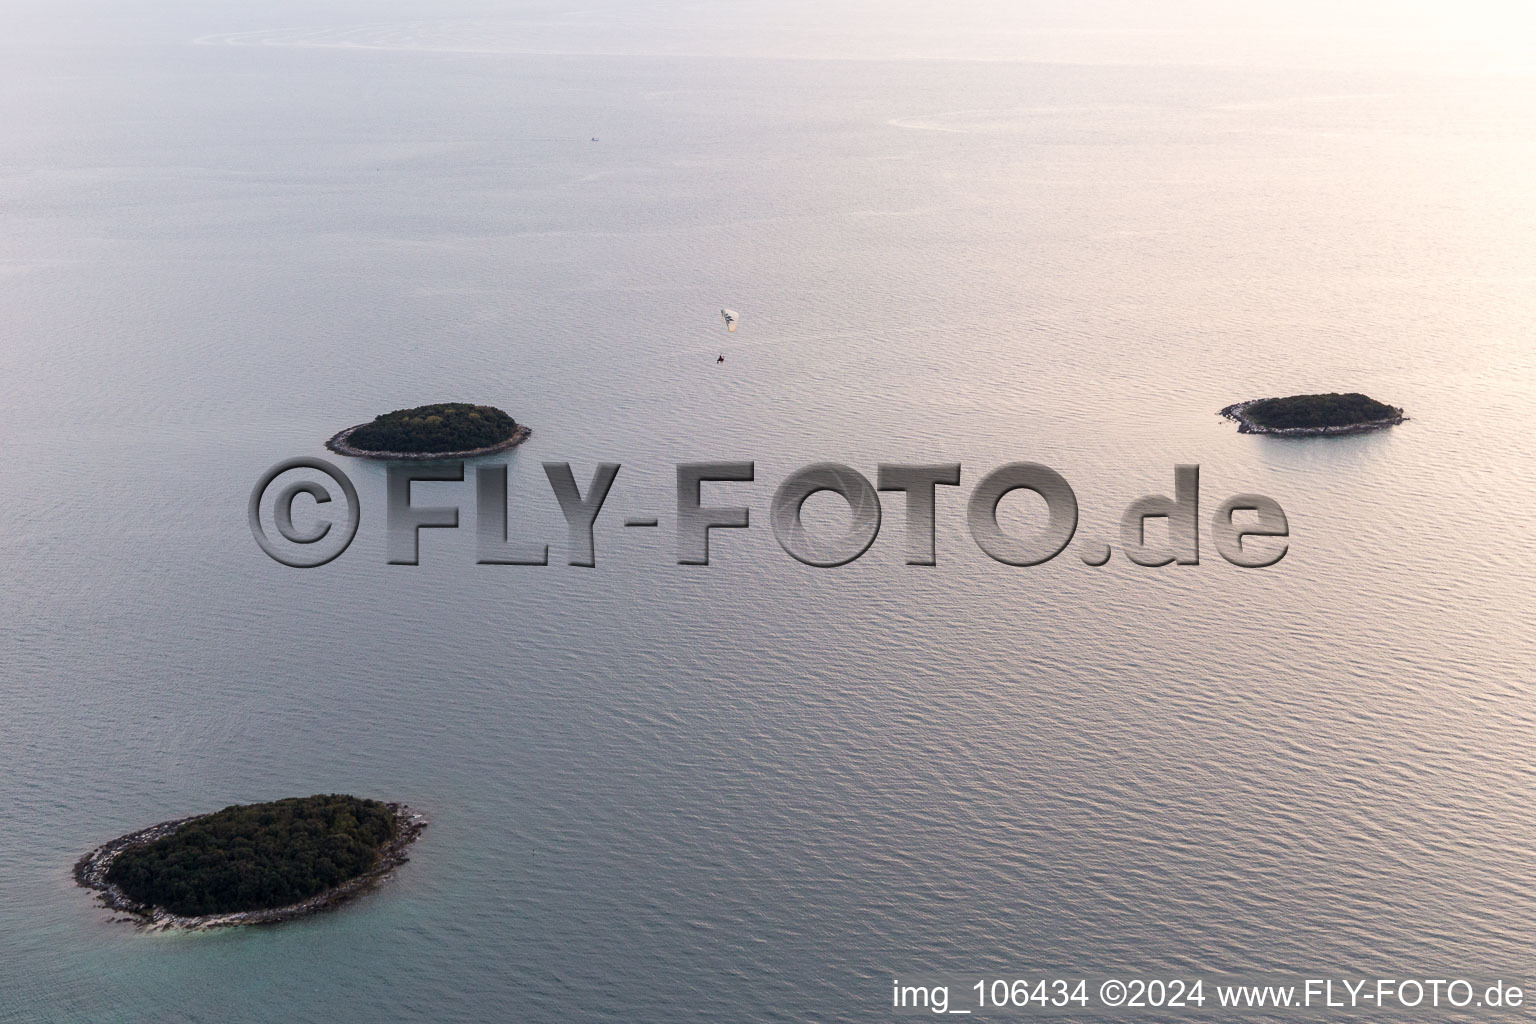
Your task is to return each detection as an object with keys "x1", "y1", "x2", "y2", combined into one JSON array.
[{"x1": 720, "y1": 308, "x2": 738, "y2": 332}]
